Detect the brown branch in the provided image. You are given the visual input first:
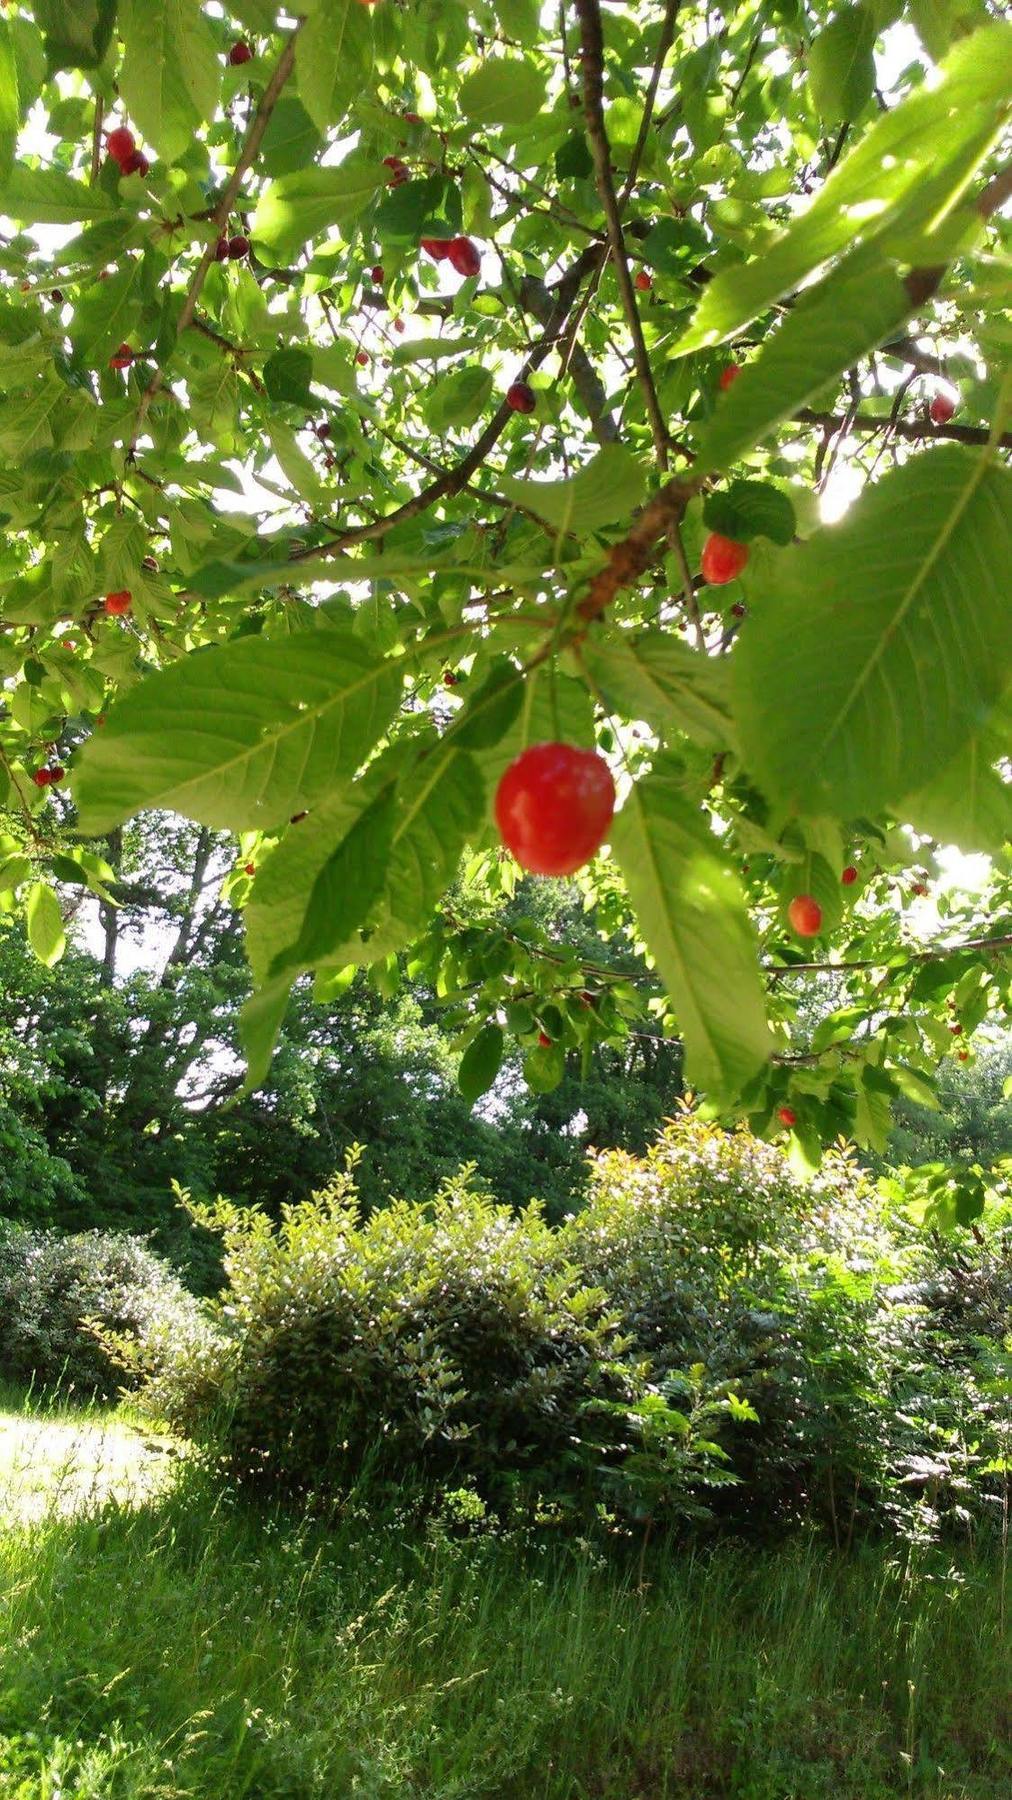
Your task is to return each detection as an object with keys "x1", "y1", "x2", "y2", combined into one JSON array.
[
  {"x1": 794, "y1": 409, "x2": 1012, "y2": 449},
  {"x1": 575, "y1": 473, "x2": 701, "y2": 623},
  {"x1": 575, "y1": 0, "x2": 669, "y2": 469},
  {"x1": 767, "y1": 934, "x2": 1012, "y2": 982},
  {"x1": 129, "y1": 23, "x2": 302, "y2": 454},
  {"x1": 288, "y1": 246, "x2": 605, "y2": 564}
]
